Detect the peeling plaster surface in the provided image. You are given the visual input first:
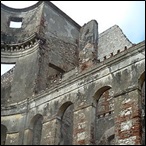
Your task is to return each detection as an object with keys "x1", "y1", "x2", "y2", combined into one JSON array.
[{"x1": 1, "y1": 1, "x2": 145, "y2": 145}]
